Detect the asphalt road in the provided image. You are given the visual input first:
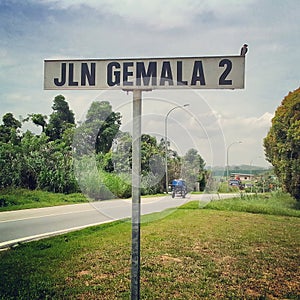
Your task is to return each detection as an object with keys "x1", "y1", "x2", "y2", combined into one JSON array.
[{"x1": 0, "y1": 193, "x2": 239, "y2": 249}]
